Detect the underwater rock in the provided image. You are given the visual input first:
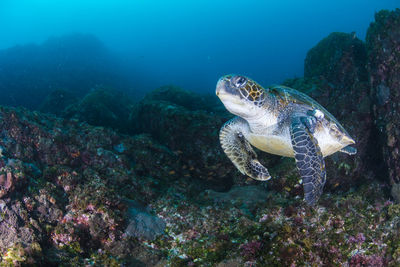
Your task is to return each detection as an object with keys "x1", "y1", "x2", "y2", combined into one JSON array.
[
  {"x1": 0, "y1": 199, "x2": 32, "y2": 248},
  {"x1": 0, "y1": 199, "x2": 42, "y2": 264},
  {"x1": 0, "y1": 105, "x2": 181, "y2": 265},
  {"x1": 216, "y1": 258, "x2": 244, "y2": 267},
  {"x1": 202, "y1": 185, "x2": 269, "y2": 207},
  {"x1": 39, "y1": 89, "x2": 78, "y2": 117},
  {"x1": 304, "y1": 32, "x2": 368, "y2": 88},
  {"x1": 121, "y1": 134, "x2": 180, "y2": 184},
  {"x1": 0, "y1": 160, "x2": 28, "y2": 198},
  {"x1": 130, "y1": 86, "x2": 248, "y2": 190},
  {"x1": 391, "y1": 183, "x2": 400, "y2": 204},
  {"x1": 40, "y1": 87, "x2": 134, "y2": 133},
  {"x1": 155, "y1": 176, "x2": 397, "y2": 266},
  {"x1": 124, "y1": 199, "x2": 166, "y2": 240},
  {"x1": 142, "y1": 85, "x2": 223, "y2": 113},
  {"x1": 283, "y1": 33, "x2": 373, "y2": 192},
  {"x1": 0, "y1": 160, "x2": 45, "y2": 264},
  {"x1": 367, "y1": 9, "x2": 400, "y2": 199},
  {"x1": 0, "y1": 34, "x2": 129, "y2": 109},
  {"x1": 69, "y1": 88, "x2": 133, "y2": 133}
]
